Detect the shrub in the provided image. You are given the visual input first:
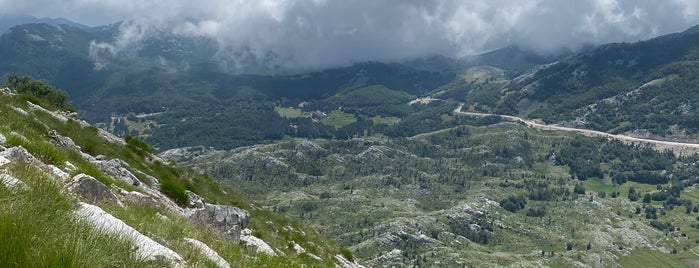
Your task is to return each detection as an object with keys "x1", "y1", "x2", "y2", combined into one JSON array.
[
  {"x1": 340, "y1": 248, "x2": 354, "y2": 261},
  {"x1": 5, "y1": 74, "x2": 73, "y2": 111}
]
